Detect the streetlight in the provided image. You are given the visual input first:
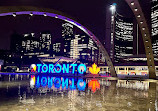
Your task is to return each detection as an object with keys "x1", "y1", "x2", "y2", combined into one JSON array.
[
  {"x1": 110, "y1": 3, "x2": 117, "y2": 15},
  {"x1": 109, "y1": 3, "x2": 117, "y2": 62},
  {"x1": 30, "y1": 12, "x2": 33, "y2": 16},
  {"x1": 12, "y1": 13, "x2": 16, "y2": 17}
]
